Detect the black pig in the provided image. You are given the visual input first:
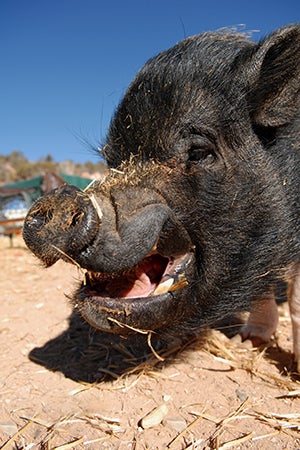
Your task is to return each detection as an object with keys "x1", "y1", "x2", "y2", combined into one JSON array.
[{"x1": 23, "y1": 25, "x2": 300, "y2": 371}]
